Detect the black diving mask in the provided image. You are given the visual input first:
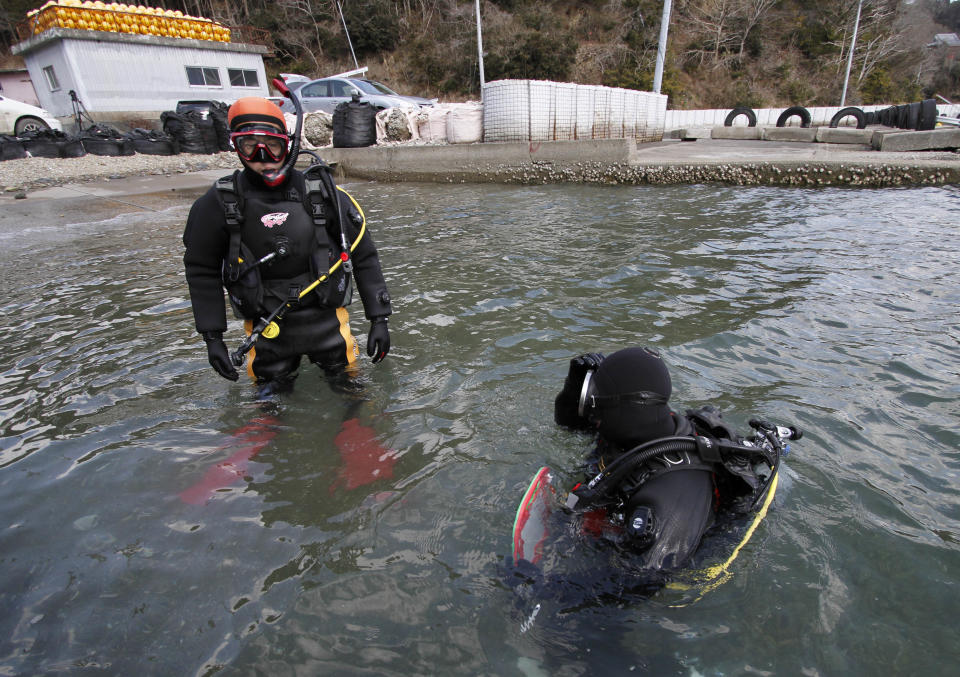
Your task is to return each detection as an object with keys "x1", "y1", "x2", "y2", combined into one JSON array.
[{"x1": 578, "y1": 369, "x2": 669, "y2": 423}]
